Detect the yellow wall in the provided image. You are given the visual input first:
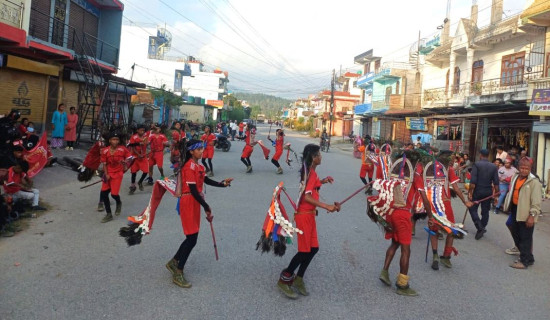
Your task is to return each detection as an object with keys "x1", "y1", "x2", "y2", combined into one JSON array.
[{"x1": 0, "y1": 68, "x2": 47, "y2": 125}]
